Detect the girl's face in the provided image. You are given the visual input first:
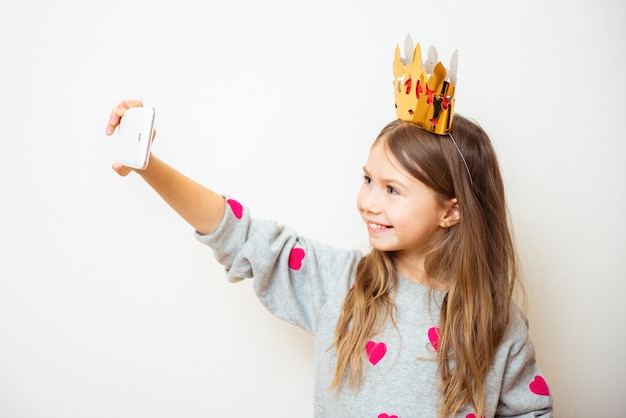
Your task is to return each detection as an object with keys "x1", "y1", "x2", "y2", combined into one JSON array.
[{"x1": 357, "y1": 140, "x2": 451, "y2": 272}]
